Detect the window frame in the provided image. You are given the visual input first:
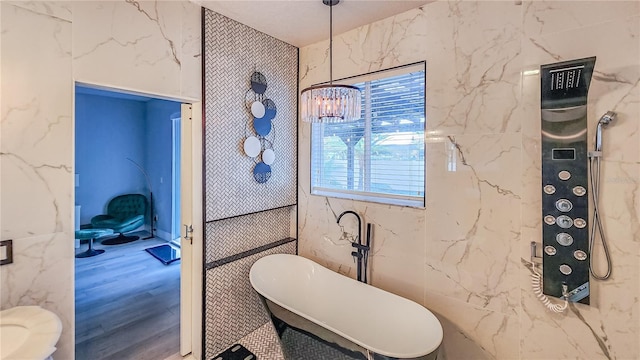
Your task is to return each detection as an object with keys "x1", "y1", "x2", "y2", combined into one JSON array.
[{"x1": 309, "y1": 61, "x2": 427, "y2": 208}]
